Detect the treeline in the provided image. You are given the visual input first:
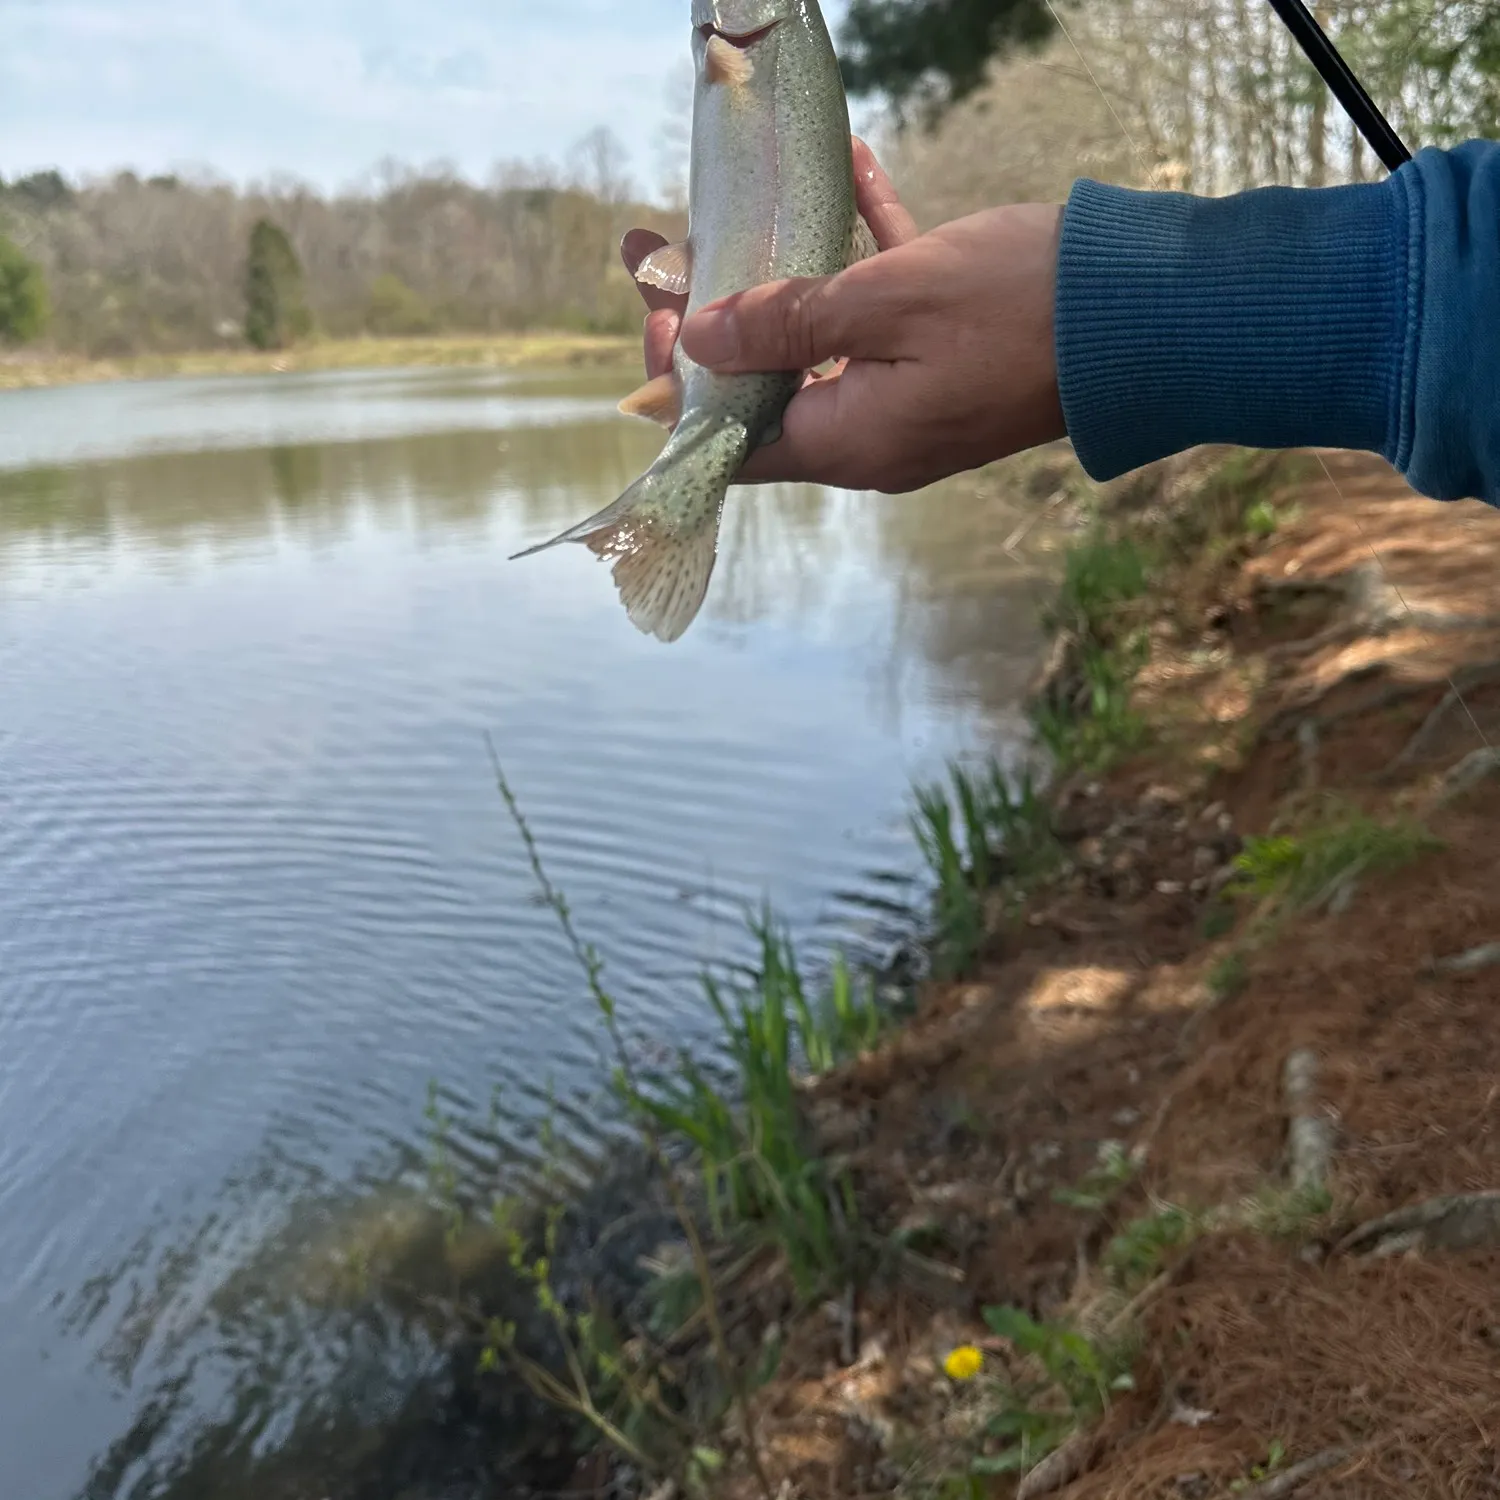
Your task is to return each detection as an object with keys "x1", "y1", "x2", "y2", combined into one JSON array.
[
  {"x1": 0, "y1": 128, "x2": 684, "y2": 357},
  {"x1": 882, "y1": 0, "x2": 1500, "y2": 230}
]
